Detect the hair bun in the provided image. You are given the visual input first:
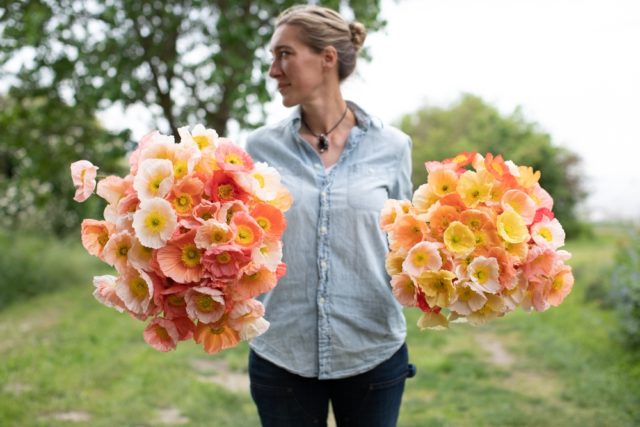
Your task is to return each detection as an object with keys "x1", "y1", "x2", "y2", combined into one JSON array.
[{"x1": 349, "y1": 21, "x2": 367, "y2": 52}]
